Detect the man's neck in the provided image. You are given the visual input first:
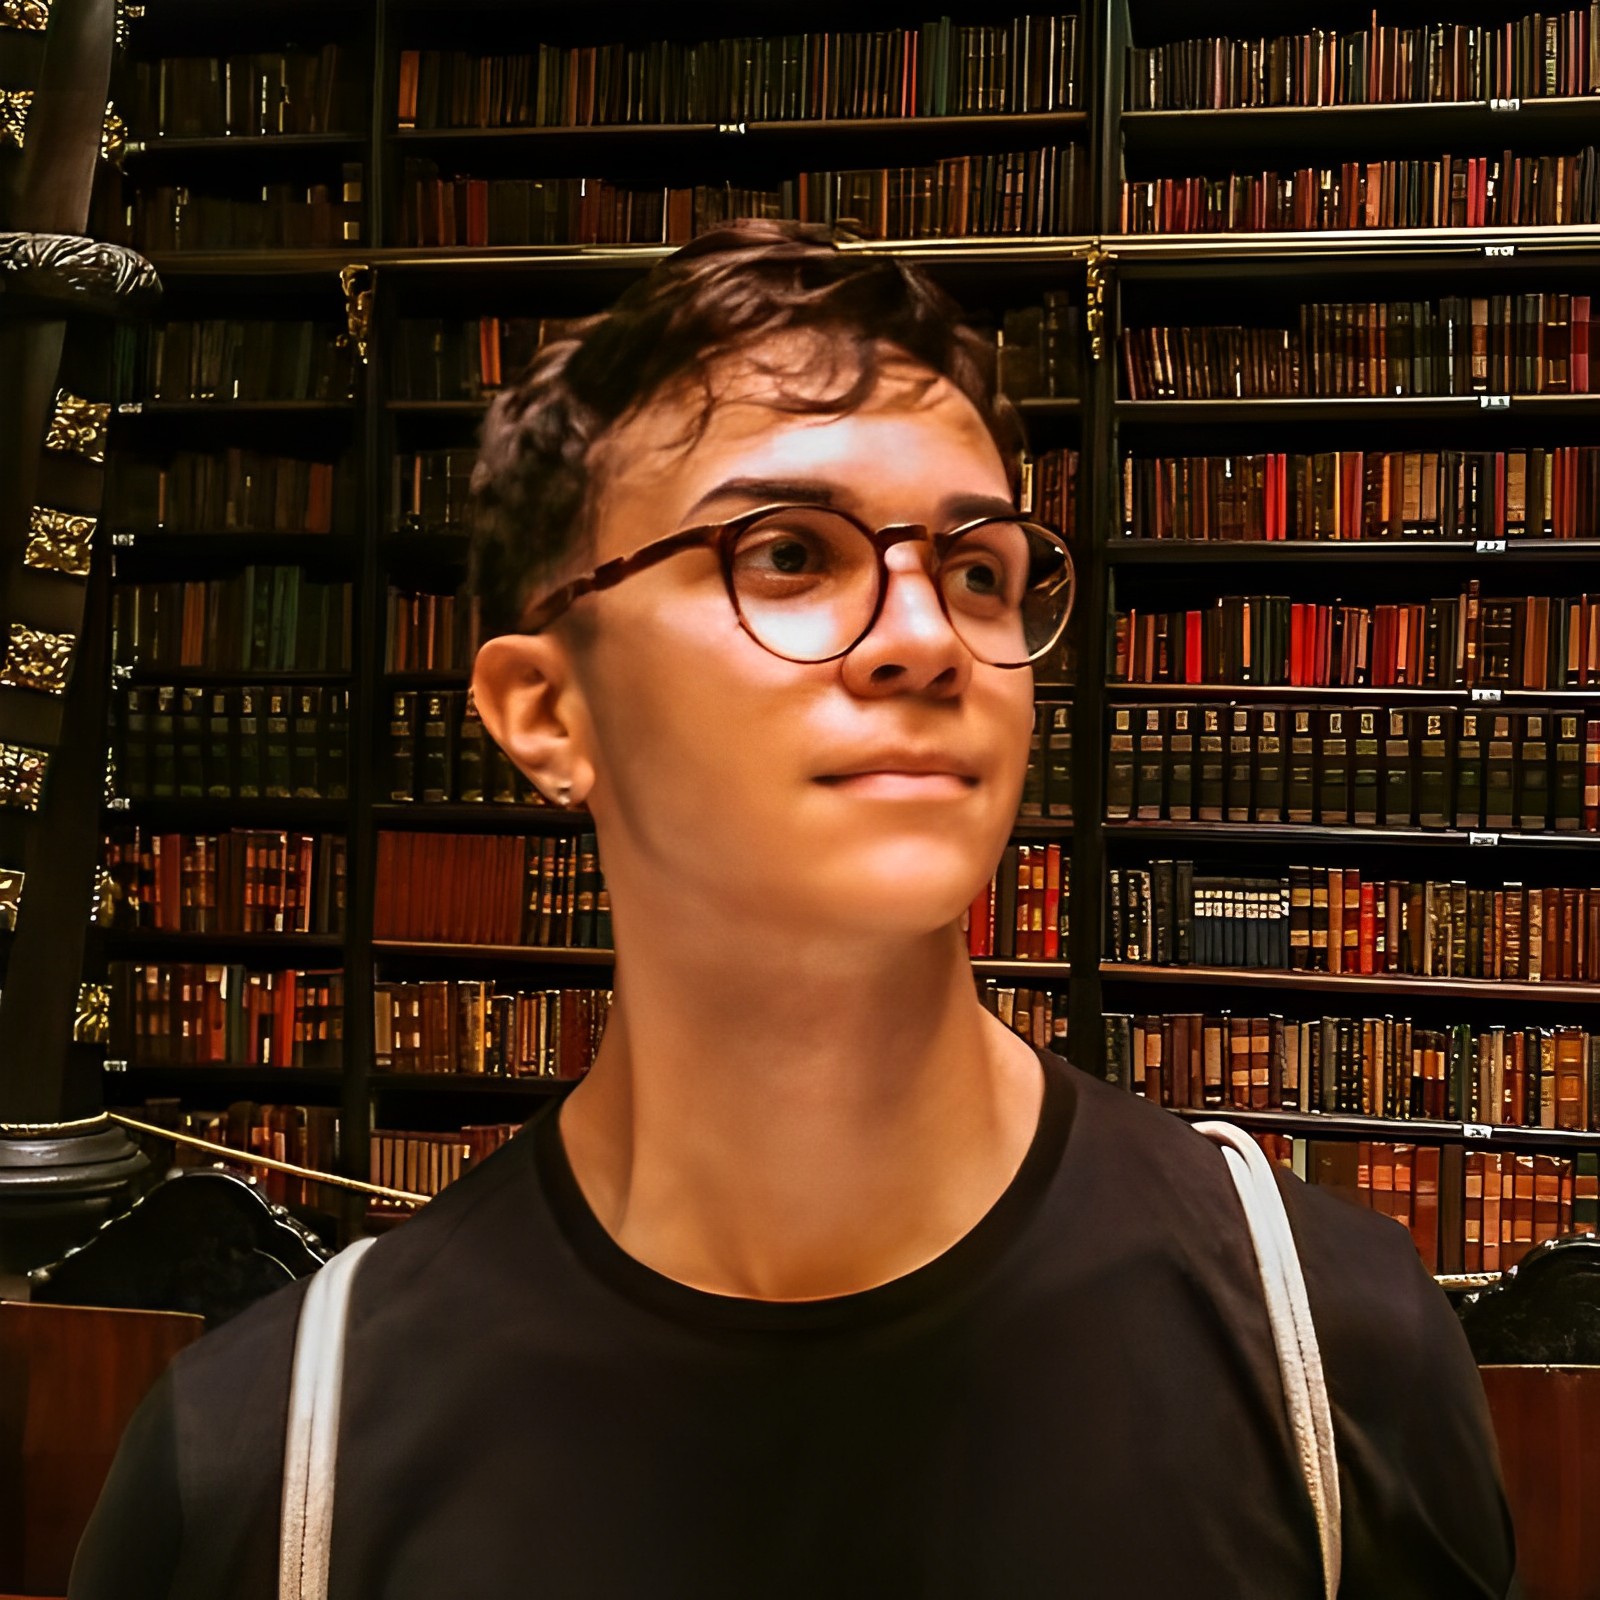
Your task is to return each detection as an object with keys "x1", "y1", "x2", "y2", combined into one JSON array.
[{"x1": 555, "y1": 925, "x2": 1046, "y2": 1303}]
